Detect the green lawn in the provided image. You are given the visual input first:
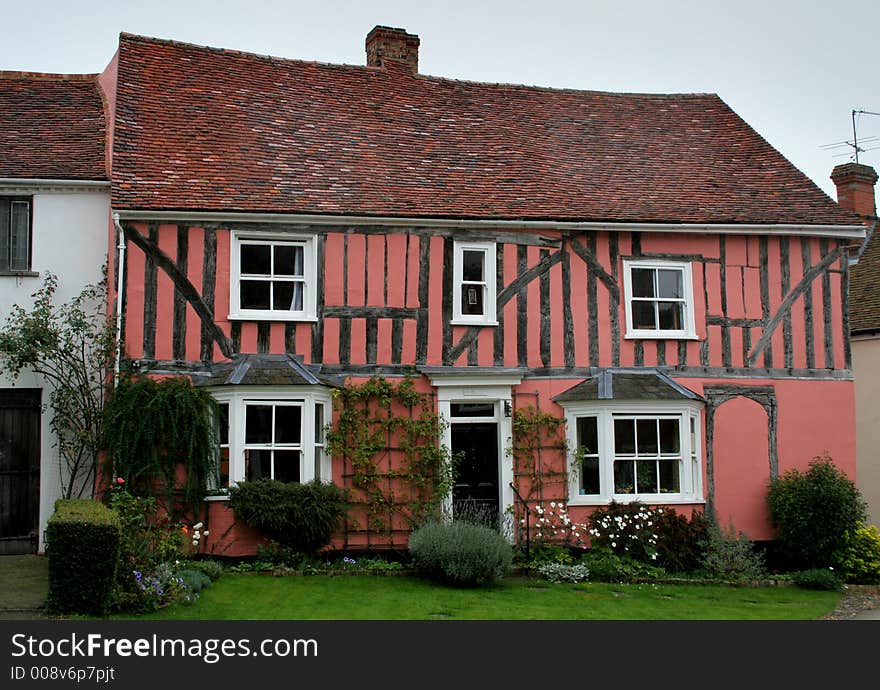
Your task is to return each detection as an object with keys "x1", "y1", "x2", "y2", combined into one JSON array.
[{"x1": 125, "y1": 574, "x2": 841, "y2": 620}]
